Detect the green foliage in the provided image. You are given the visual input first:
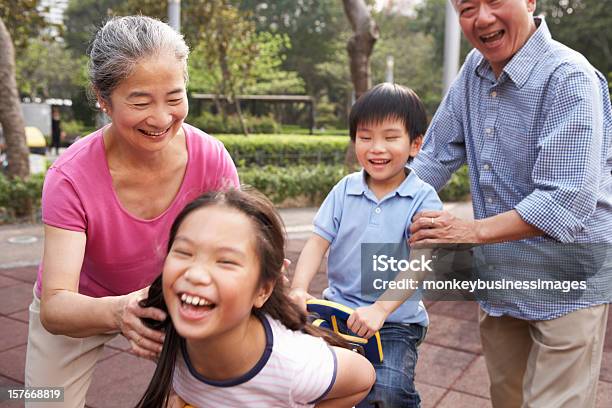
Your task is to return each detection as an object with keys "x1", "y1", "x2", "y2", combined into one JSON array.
[
  {"x1": 0, "y1": 173, "x2": 44, "y2": 222},
  {"x1": 239, "y1": 164, "x2": 346, "y2": 205},
  {"x1": 61, "y1": 120, "x2": 88, "y2": 137},
  {"x1": 537, "y1": 0, "x2": 612, "y2": 75},
  {"x1": 15, "y1": 38, "x2": 86, "y2": 99},
  {"x1": 370, "y1": 12, "x2": 443, "y2": 116},
  {"x1": 240, "y1": 0, "x2": 349, "y2": 98},
  {"x1": 64, "y1": 0, "x2": 123, "y2": 56},
  {"x1": 190, "y1": 112, "x2": 281, "y2": 135},
  {"x1": 189, "y1": 30, "x2": 304, "y2": 95},
  {"x1": 0, "y1": 0, "x2": 53, "y2": 51},
  {"x1": 217, "y1": 134, "x2": 348, "y2": 167},
  {"x1": 438, "y1": 165, "x2": 471, "y2": 202}
]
